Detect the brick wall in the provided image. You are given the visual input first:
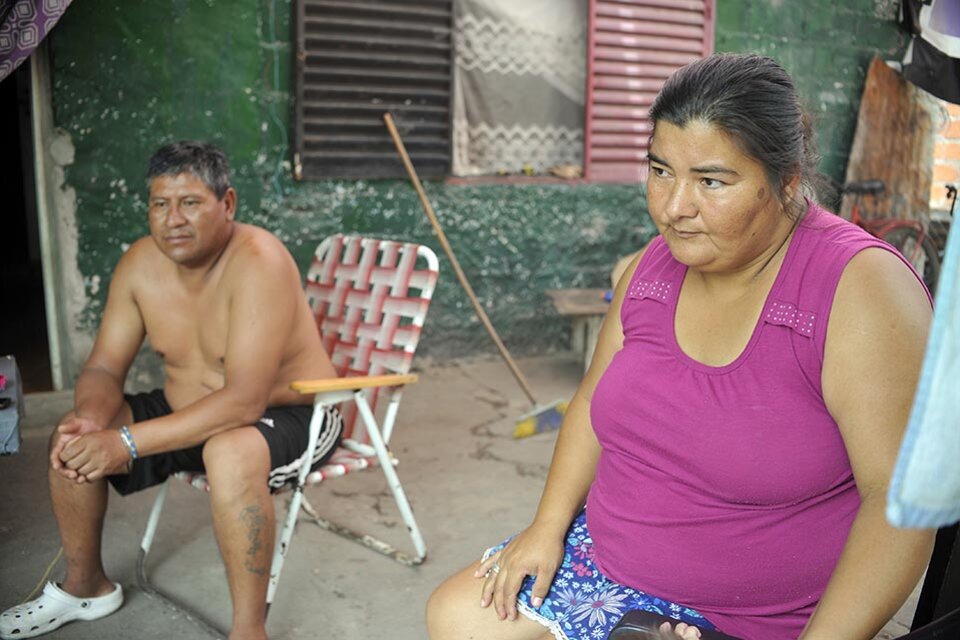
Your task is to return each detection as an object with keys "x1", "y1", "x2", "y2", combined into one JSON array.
[{"x1": 932, "y1": 101, "x2": 960, "y2": 213}]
